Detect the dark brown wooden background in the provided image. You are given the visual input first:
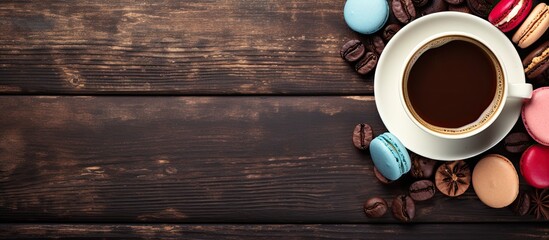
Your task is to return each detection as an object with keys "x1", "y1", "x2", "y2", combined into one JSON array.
[{"x1": 0, "y1": 0, "x2": 547, "y2": 239}]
